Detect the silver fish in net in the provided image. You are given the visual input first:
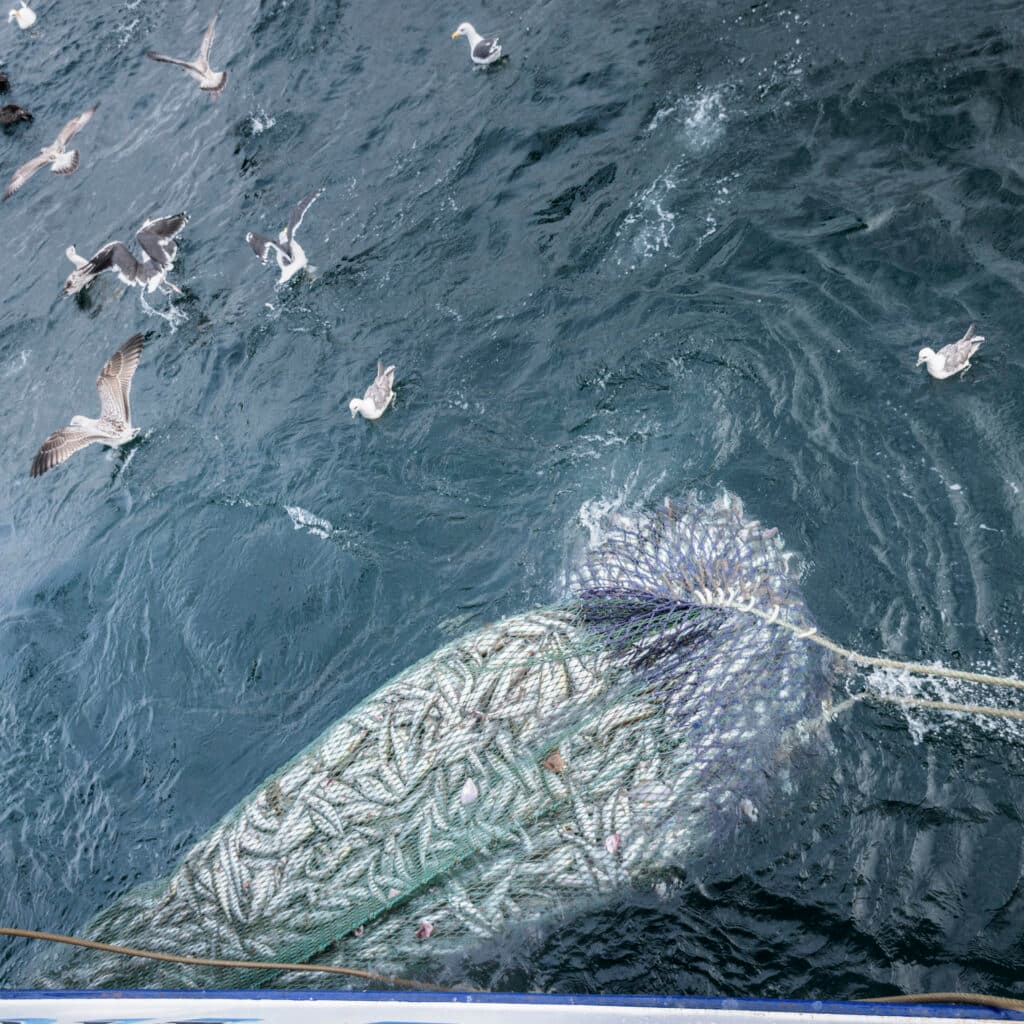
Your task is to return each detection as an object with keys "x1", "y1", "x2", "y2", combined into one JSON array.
[{"x1": 32, "y1": 492, "x2": 831, "y2": 989}]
